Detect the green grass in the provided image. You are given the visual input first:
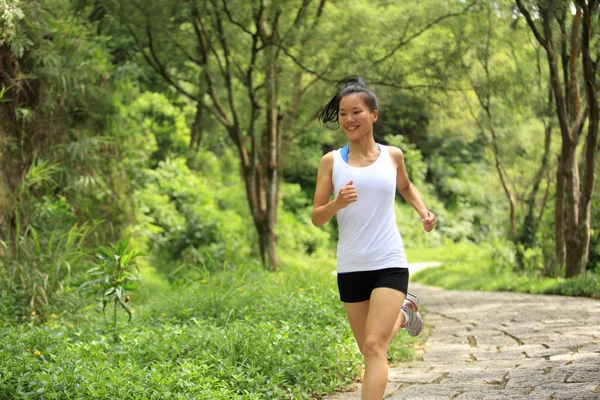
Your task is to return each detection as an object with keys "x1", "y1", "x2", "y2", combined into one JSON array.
[
  {"x1": 411, "y1": 242, "x2": 600, "y2": 299},
  {"x1": 405, "y1": 246, "x2": 449, "y2": 264},
  {"x1": 0, "y1": 251, "x2": 420, "y2": 399}
]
